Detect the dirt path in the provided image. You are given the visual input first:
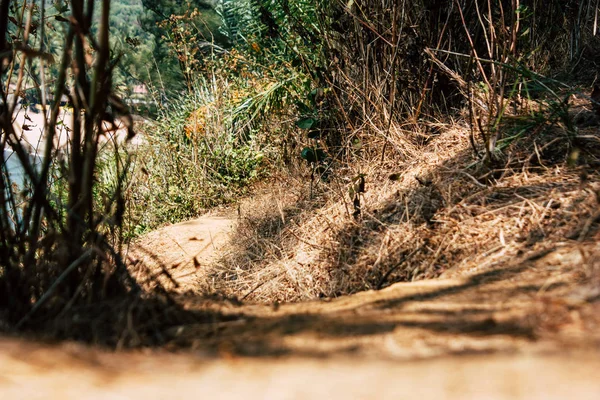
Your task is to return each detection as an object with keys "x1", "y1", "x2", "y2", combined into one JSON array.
[
  {"x1": 1, "y1": 213, "x2": 600, "y2": 398},
  {"x1": 1, "y1": 337, "x2": 599, "y2": 399},
  {"x1": 127, "y1": 213, "x2": 235, "y2": 293}
]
